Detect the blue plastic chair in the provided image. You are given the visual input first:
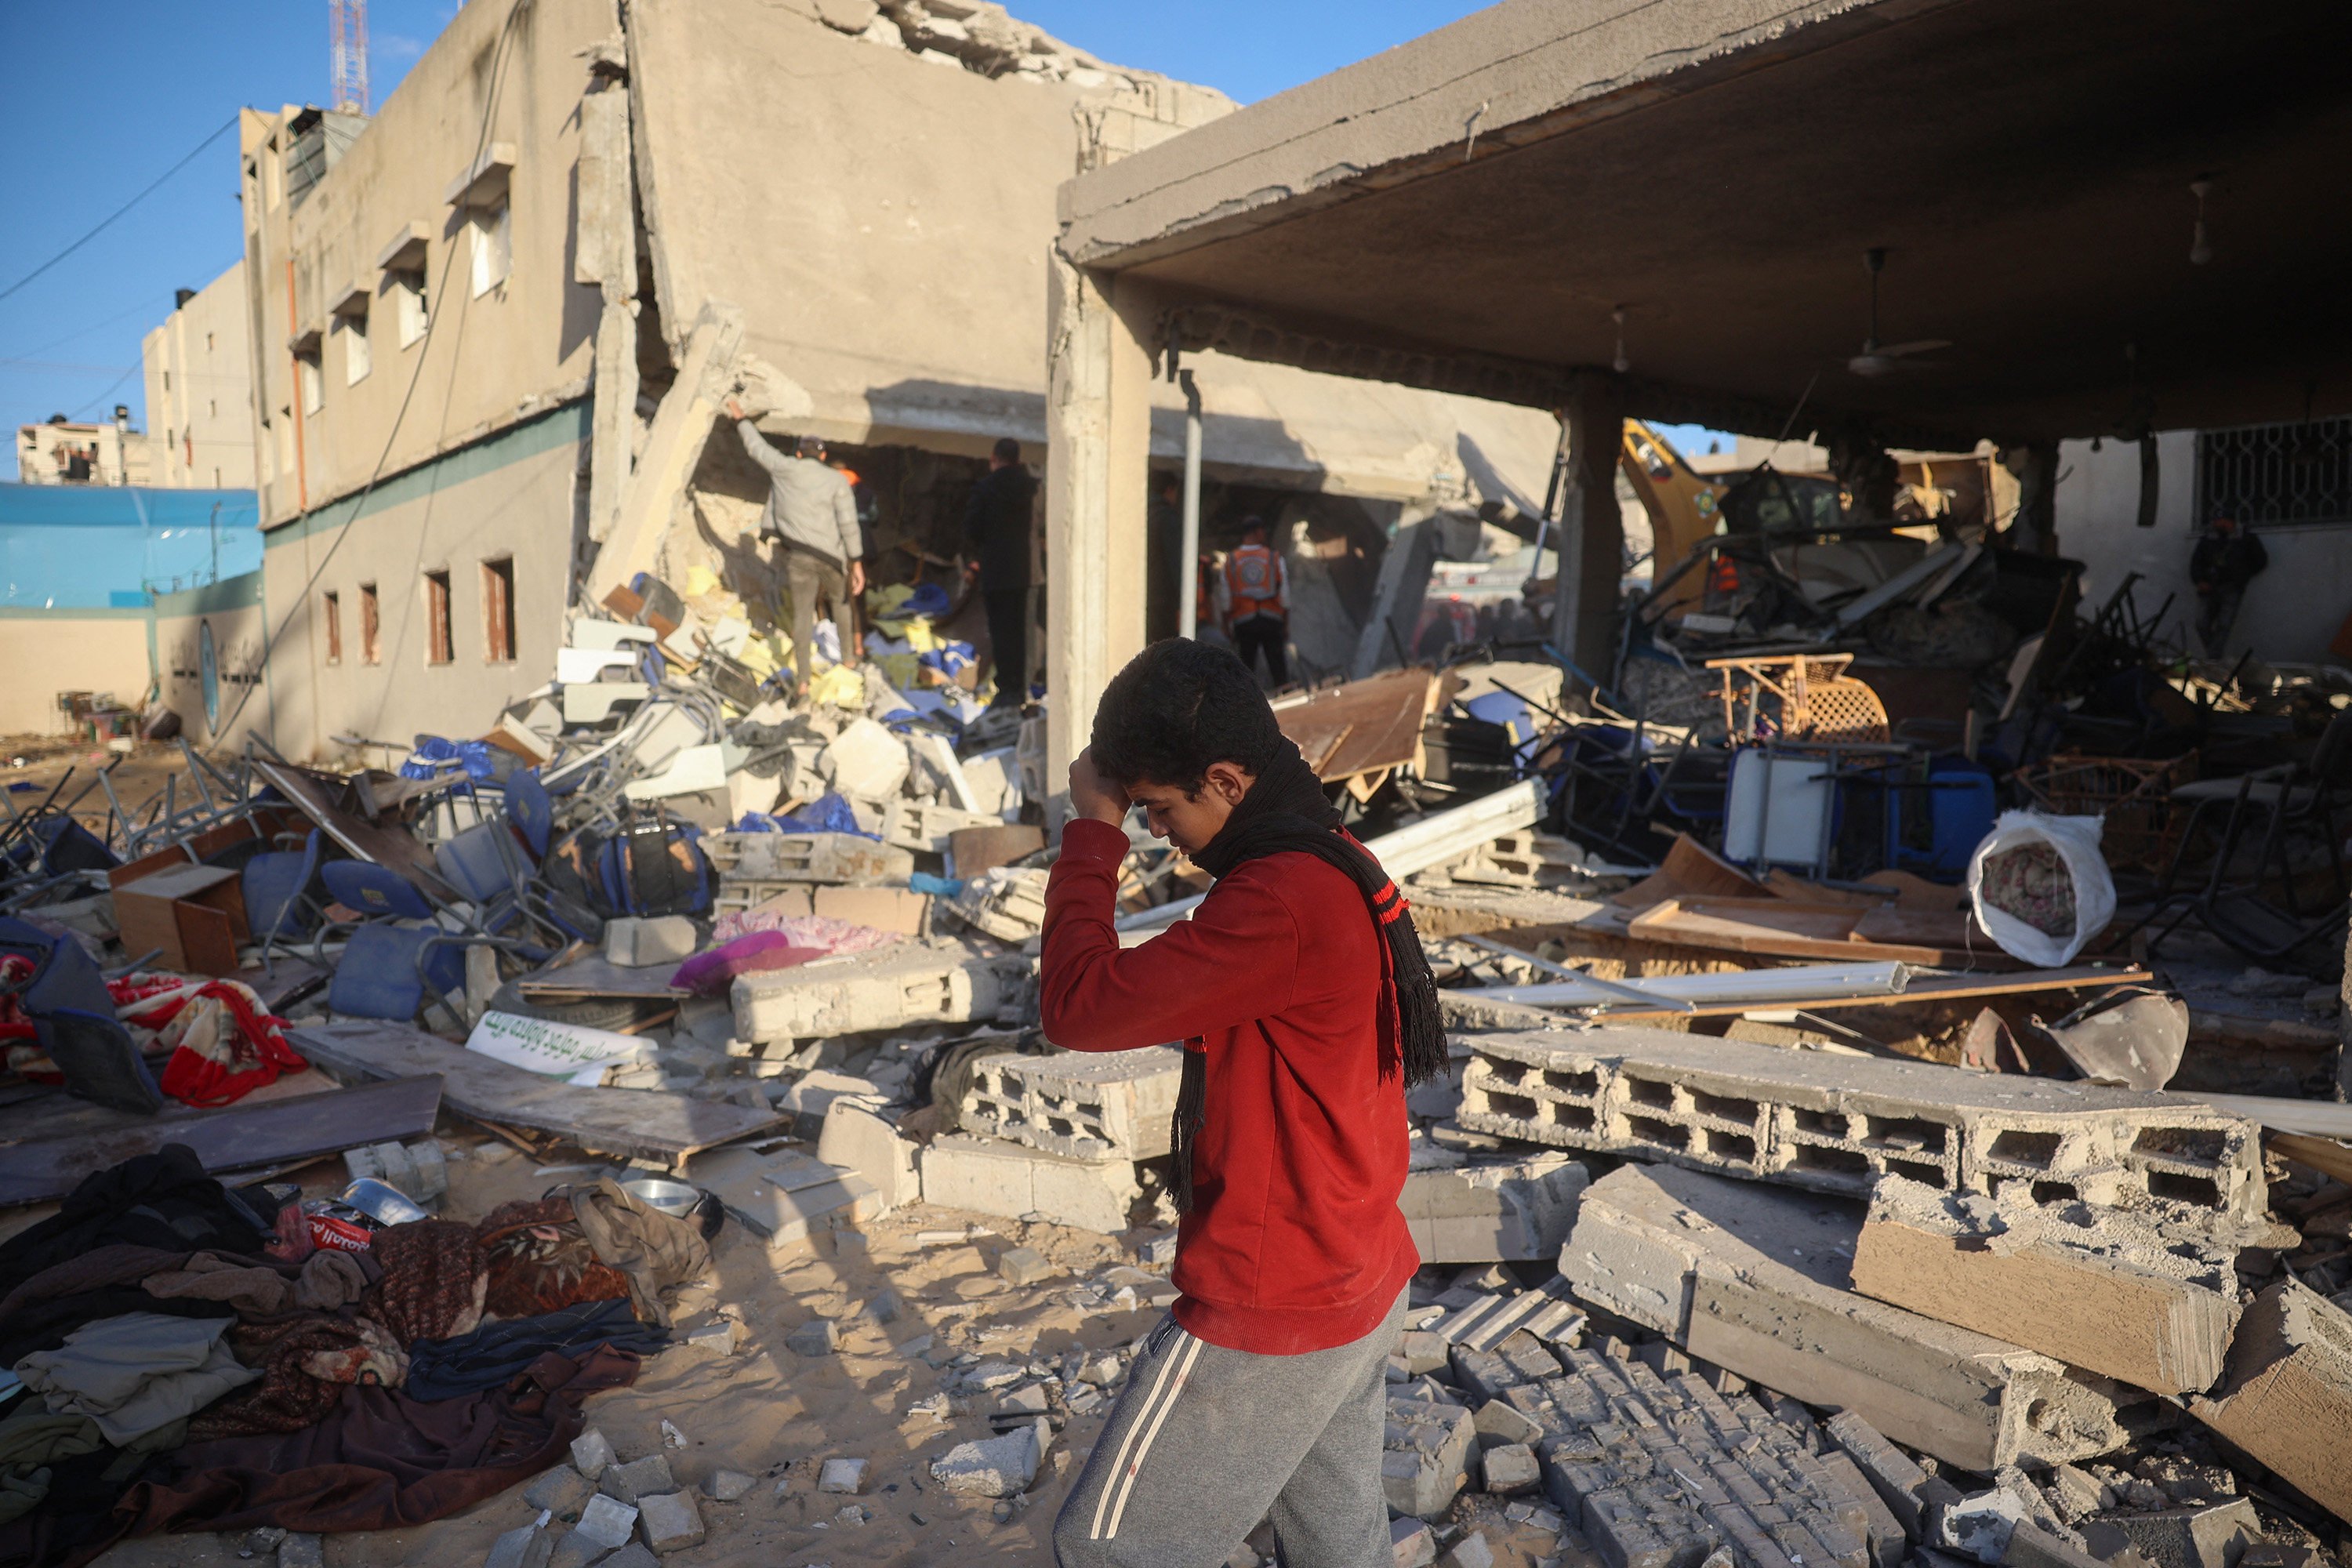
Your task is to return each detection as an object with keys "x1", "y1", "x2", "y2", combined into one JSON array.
[
  {"x1": 0, "y1": 917, "x2": 160, "y2": 1112},
  {"x1": 242, "y1": 829, "x2": 324, "y2": 975},
  {"x1": 506, "y1": 769, "x2": 553, "y2": 861},
  {"x1": 316, "y1": 861, "x2": 474, "y2": 1022}
]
